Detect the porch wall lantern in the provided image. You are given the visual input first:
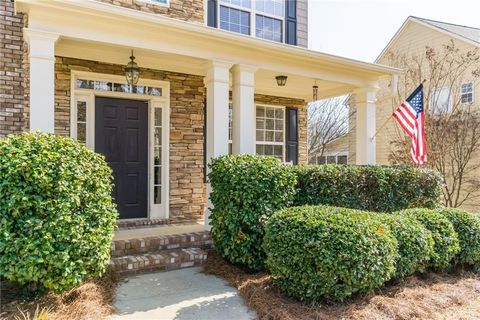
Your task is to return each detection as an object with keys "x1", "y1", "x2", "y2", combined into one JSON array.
[
  {"x1": 125, "y1": 50, "x2": 140, "y2": 85},
  {"x1": 275, "y1": 75, "x2": 288, "y2": 86}
]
